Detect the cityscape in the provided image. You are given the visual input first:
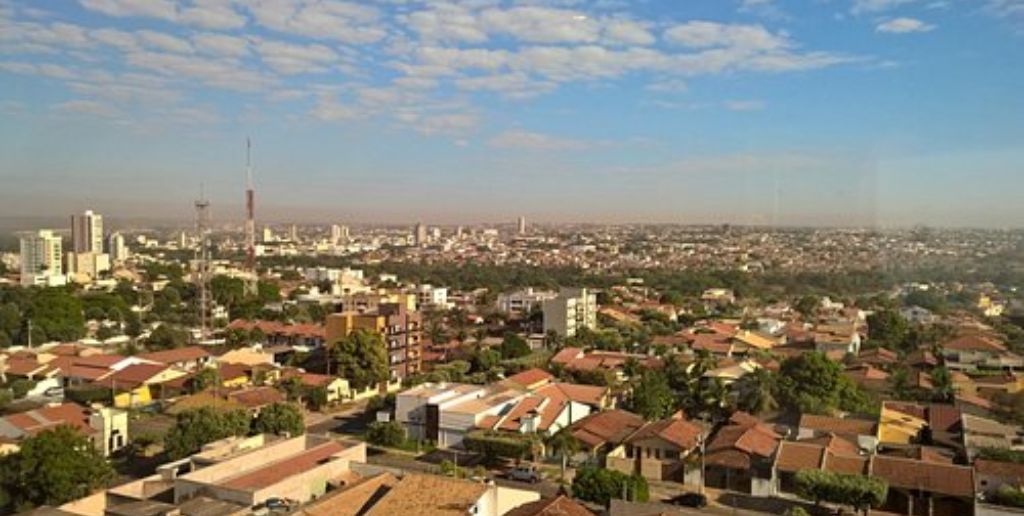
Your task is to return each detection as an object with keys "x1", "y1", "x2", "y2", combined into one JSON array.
[{"x1": 2, "y1": 1, "x2": 1024, "y2": 516}]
